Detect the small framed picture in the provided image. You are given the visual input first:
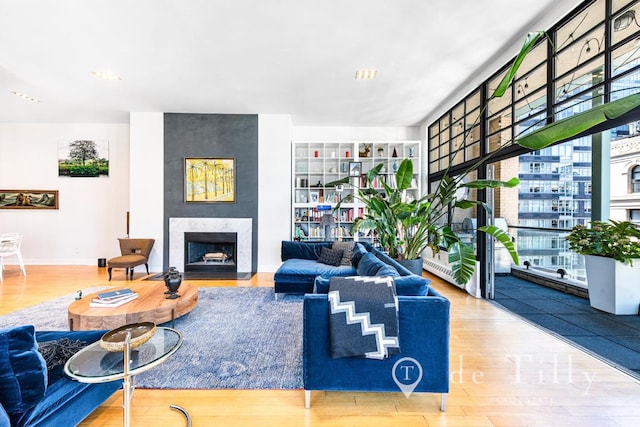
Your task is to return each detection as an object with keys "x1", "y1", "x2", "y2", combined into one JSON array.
[
  {"x1": 309, "y1": 191, "x2": 319, "y2": 203},
  {"x1": 349, "y1": 161, "x2": 362, "y2": 177}
]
